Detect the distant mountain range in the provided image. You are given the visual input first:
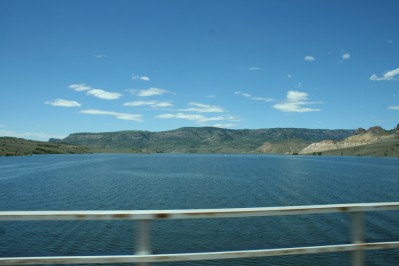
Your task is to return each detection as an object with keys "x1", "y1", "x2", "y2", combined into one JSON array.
[
  {"x1": 59, "y1": 127, "x2": 356, "y2": 154},
  {"x1": 2, "y1": 125, "x2": 398, "y2": 157}
]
